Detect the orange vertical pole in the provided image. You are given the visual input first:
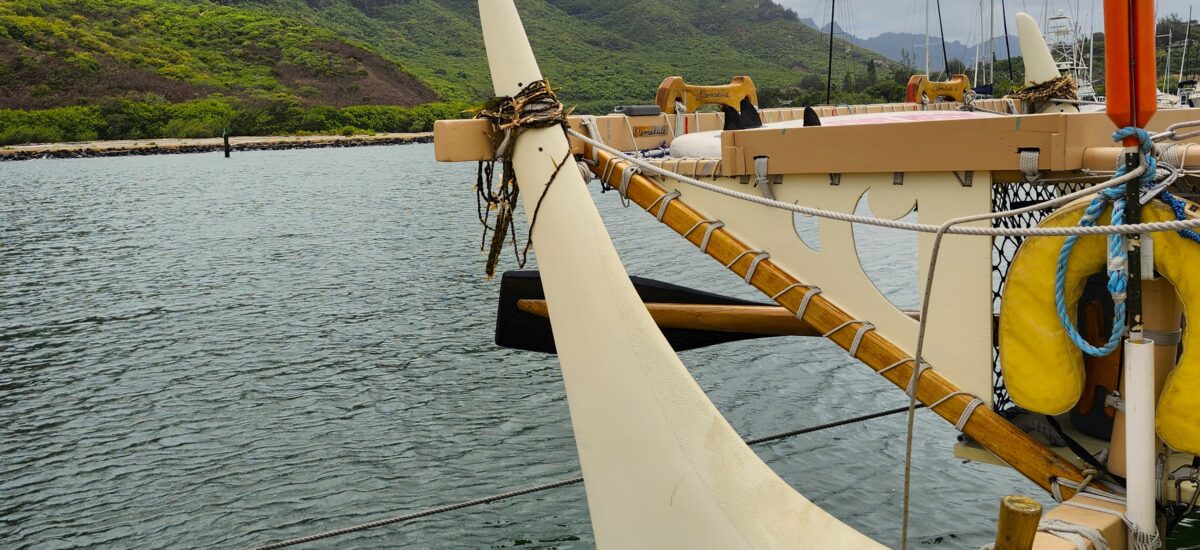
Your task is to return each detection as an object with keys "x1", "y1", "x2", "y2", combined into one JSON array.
[
  {"x1": 1105, "y1": 0, "x2": 1157, "y2": 138},
  {"x1": 1104, "y1": 0, "x2": 1133, "y2": 130}
]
